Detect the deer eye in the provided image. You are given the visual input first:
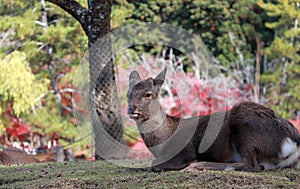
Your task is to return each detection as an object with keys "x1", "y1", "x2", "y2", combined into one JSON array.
[{"x1": 143, "y1": 92, "x2": 153, "y2": 99}]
